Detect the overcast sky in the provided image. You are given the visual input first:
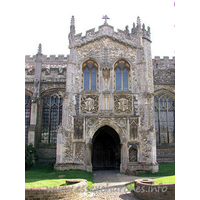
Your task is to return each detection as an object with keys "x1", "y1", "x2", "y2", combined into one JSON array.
[{"x1": 24, "y1": 0, "x2": 175, "y2": 58}]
